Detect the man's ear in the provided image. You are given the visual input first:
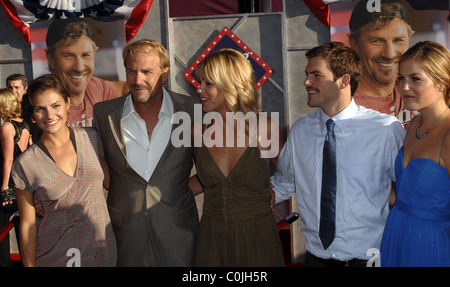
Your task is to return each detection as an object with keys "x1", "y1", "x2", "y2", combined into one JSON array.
[
  {"x1": 348, "y1": 37, "x2": 358, "y2": 50},
  {"x1": 162, "y1": 67, "x2": 170, "y2": 84},
  {"x1": 340, "y1": 74, "x2": 351, "y2": 90},
  {"x1": 46, "y1": 53, "x2": 55, "y2": 71}
]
